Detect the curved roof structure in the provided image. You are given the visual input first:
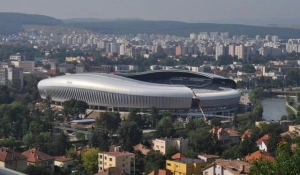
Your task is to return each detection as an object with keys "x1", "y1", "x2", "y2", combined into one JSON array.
[
  {"x1": 38, "y1": 73, "x2": 193, "y2": 98},
  {"x1": 118, "y1": 70, "x2": 237, "y2": 89},
  {"x1": 37, "y1": 71, "x2": 240, "y2": 111}
]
